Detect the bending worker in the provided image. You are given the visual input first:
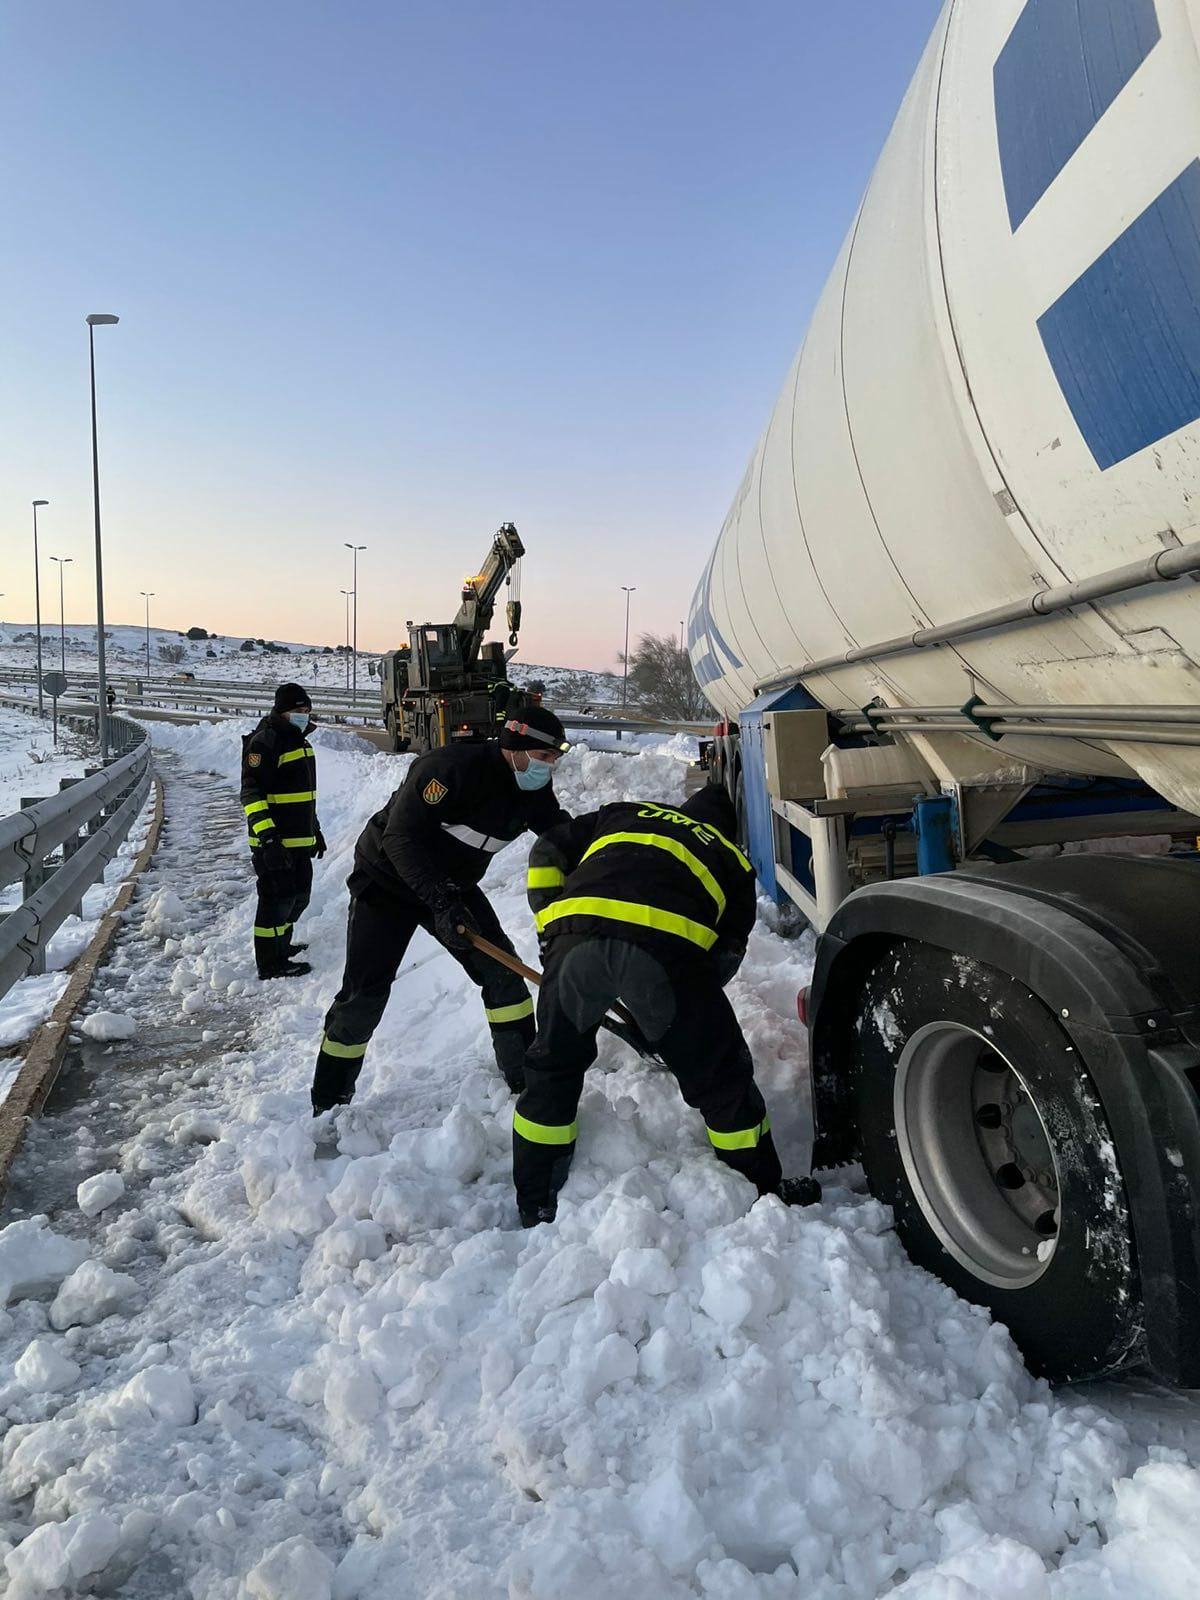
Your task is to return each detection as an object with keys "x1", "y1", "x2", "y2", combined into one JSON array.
[
  {"x1": 240, "y1": 682, "x2": 326, "y2": 980},
  {"x1": 311, "y1": 705, "x2": 571, "y2": 1114},
  {"x1": 516, "y1": 786, "x2": 820, "y2": 1226}
]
